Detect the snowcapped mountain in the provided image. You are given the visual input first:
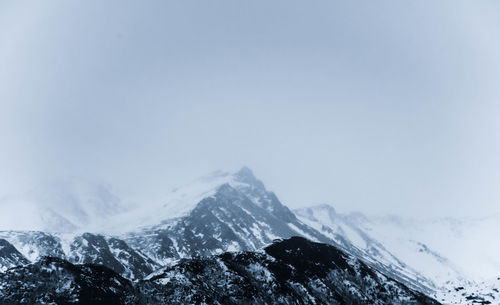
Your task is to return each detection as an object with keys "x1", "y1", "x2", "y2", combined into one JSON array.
[
  {"x1": 66, "y1": 233, "x2": 160, "y2": 280},
  {"x1": 0, "y1": 231, "x2": 158, "y2": 280},
  {"x1": 0, "y1": 237, "x2": 440, "y2": 305},
  {"x1": 0, "y1": 168, "x2": 335, "y2": 279},
  {"x1": 295, "y1": 205, "x2": 465, "y2": 286},
  {"x1": 0, "y1": 231, "x2": 66, "y2": 262},
  {"x1": 122, "y1": 167, "x2": 336, "y2": 265},
  {"x1": 295, "y1": 204, "x2": 500, "y2": 304},
  {"x1": 0, "y1": 167, "x2": 494, "y2": 304},
  {"x1": 104, "y1": 167, "x2": 300, "y2": 232},
  {"x1": 0, "y1": 168, "x2": 432, "y2": 292},
  {"x1": 0, "y1": 239, "x2": 29, "y2": 272}
]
